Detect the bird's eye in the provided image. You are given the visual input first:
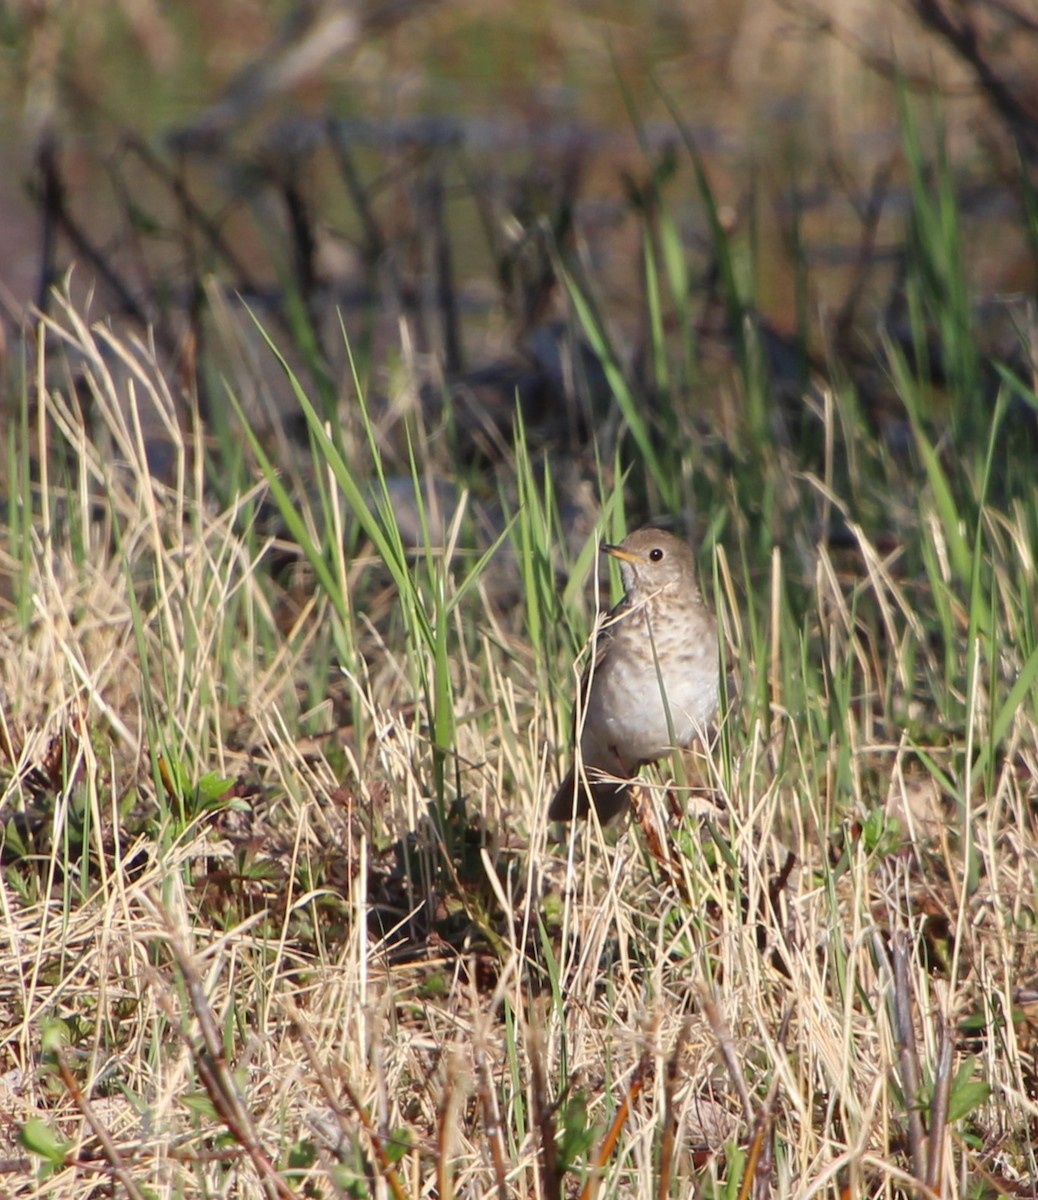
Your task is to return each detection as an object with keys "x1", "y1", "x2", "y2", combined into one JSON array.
[{"x1": 649, "y1": 547, "x2": 664, "y2": 562}]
